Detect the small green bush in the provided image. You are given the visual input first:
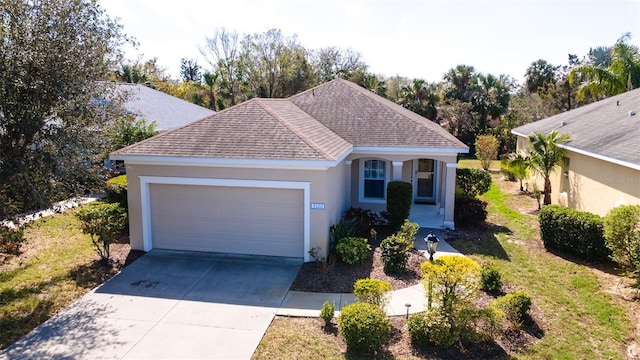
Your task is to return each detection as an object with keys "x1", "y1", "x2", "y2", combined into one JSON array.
[
  {"x1": 539, "y1": 205, "x2": 609, "y2": 261},
  {"x1": 456, "y1": 168, "x2": 492, "y2": 197},
  {"x1": 407, "y1": 309, "x2": 457, "y2": 347},
  {"x1": 480, "y1": 266, "x2": 502, "y2": 292},
  {"x1": 0, "y1": 225, "x2": 25, "y2": 255},
  {"x1": 335, "y1": 237, "x2": 371, "y2": 264},
  {"x1": 353, "y1": 278, "x2": 392, "y2": 308},
  {"x1": 603, "y1": 205, "x2": 640, "y2": 271},
  {"x1": 386, "y1": 181, "x2": 412, "y2": 229},
  {"x1": 491, "y1": 291, "x2": 532, "y2": 326},
  {"x1": 320, "y1": 301, "x2": 335, "y2": 326},
  {"x1": 76, "y1": 203, "x2": 127, "y2": 261},
  {"x1": 454, "y1": 194, "x2": 488, "y2": 226},
  {"x1": 106, "y1": 175, "x2": 128, "y2": 209},
  {"x1": 338, "y1": 302, "x2": 391, "y2": 354},
  {"x1": 380, "y1": 220, "x2": 418, "y2": 273}
]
